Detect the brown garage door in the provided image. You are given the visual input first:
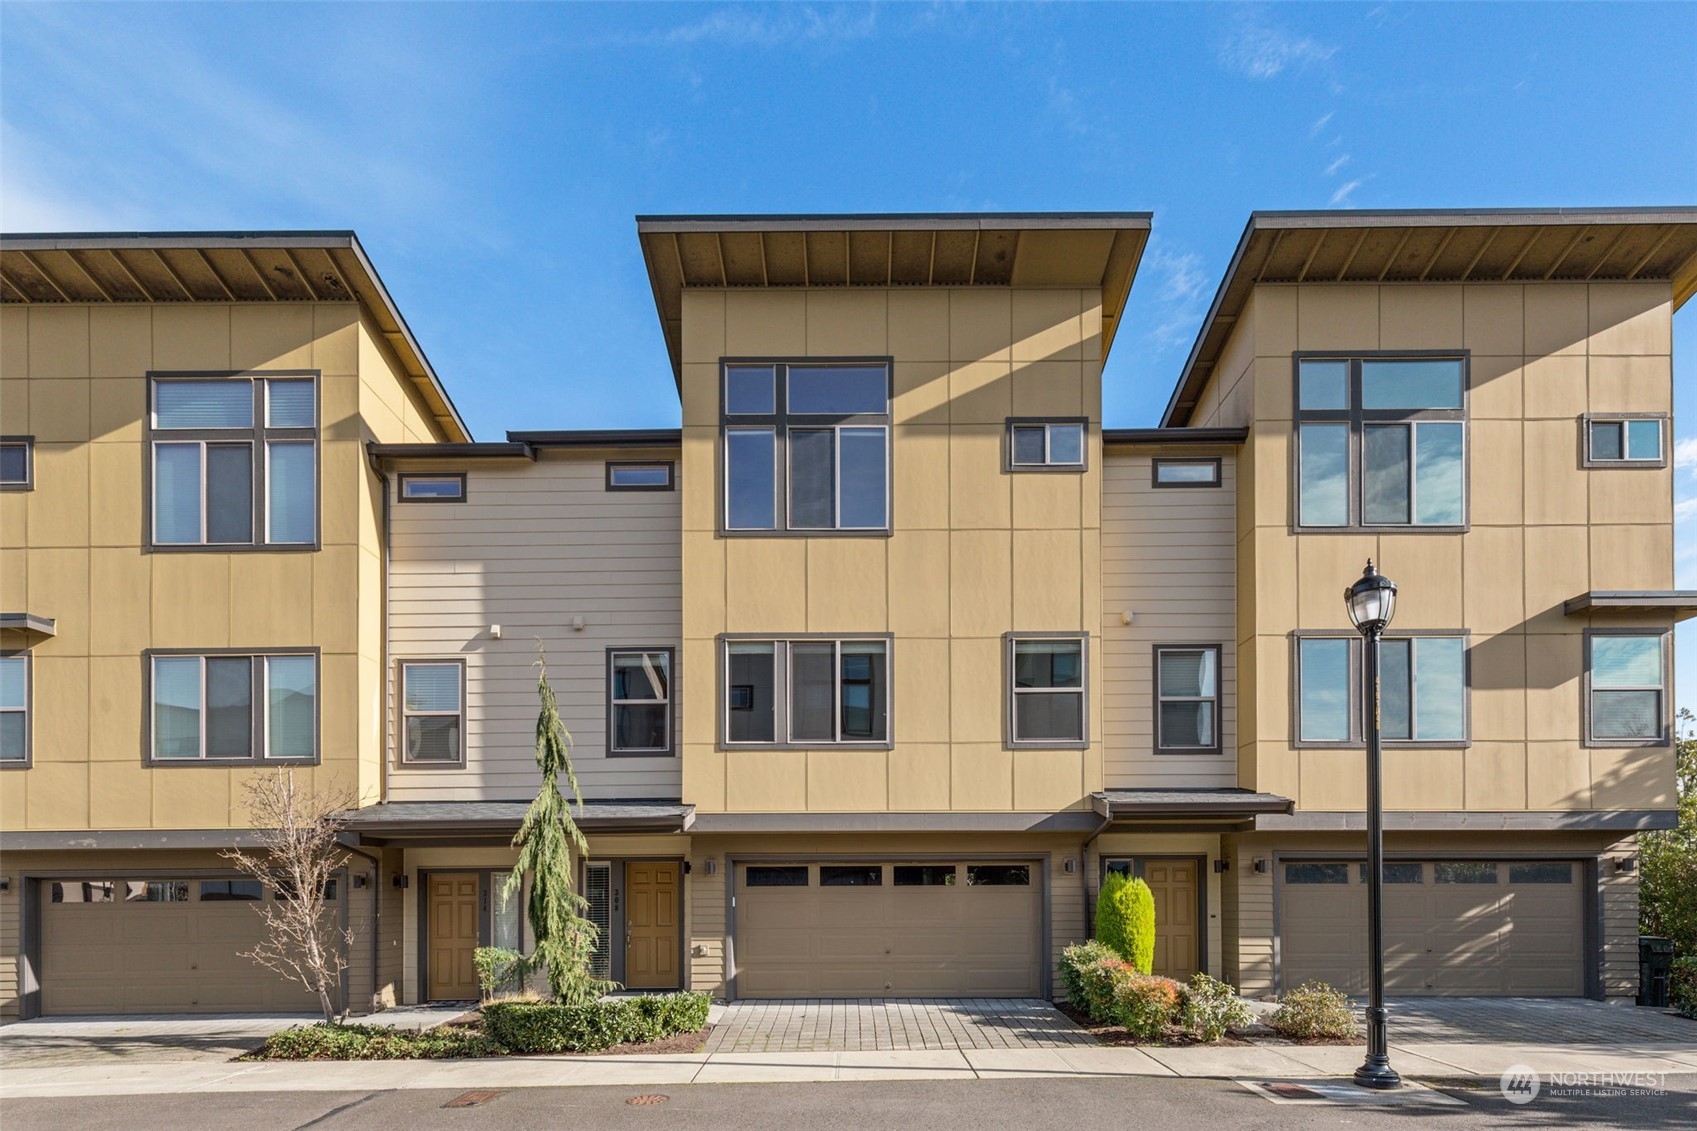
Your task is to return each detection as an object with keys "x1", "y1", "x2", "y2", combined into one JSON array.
[
  {"x1": 734, "y1": 862, "x2": 1043, "y2": 998},
  {"x1": 40, "y1": 878, "x2": 324, "y2": 1014},
  {"x1": 1279, "y1": 860, "x2": 1584, "y2": 996}
]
